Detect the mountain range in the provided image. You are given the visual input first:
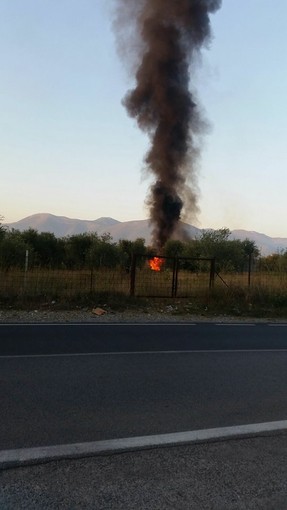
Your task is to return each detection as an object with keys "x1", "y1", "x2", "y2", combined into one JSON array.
[{"x1": 5, "y1": 213, "x2": 287, "y2": 256}]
